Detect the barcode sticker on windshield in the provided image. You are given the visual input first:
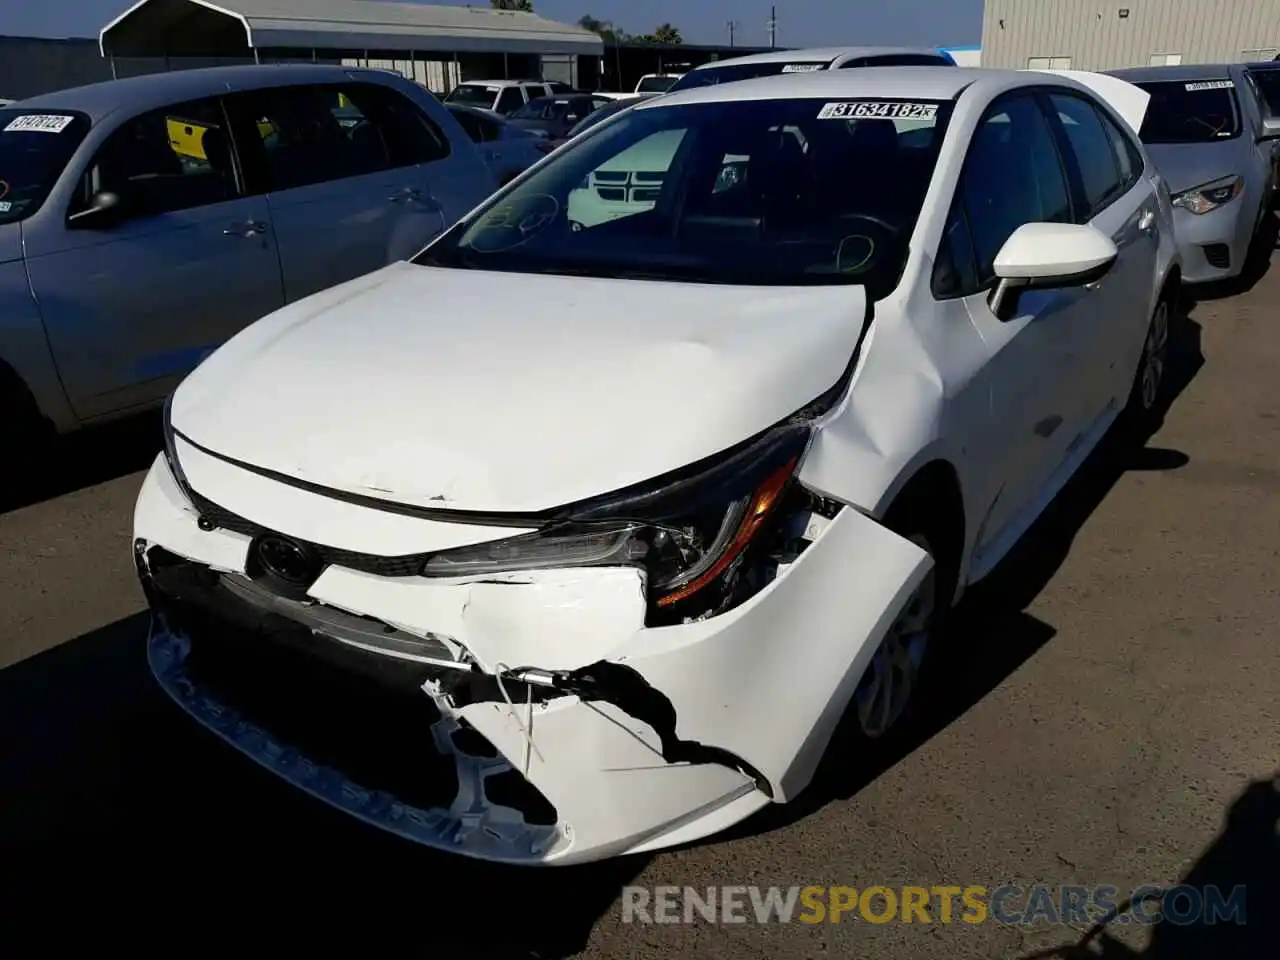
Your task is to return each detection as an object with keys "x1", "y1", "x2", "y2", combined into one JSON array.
[
  {"x1": 818, "y1": 101, "x2": 938, "y2": 120},
  {"x1": 781, "y1": 63, "x2": 825, "y2": 73},
  {"x1": 4, "y1": 114, "x2": 75, "y2": 133},
  {"x1": 1185, "y1": 80, "x2": 1233, "y2": 91}
]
